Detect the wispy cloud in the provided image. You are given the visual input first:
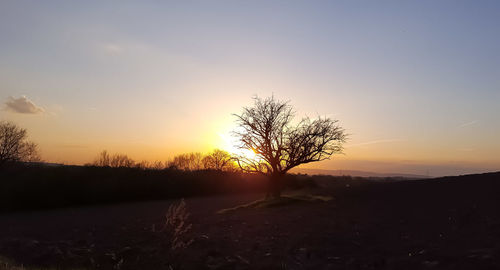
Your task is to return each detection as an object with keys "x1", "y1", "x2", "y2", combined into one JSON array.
[
  {"x1": 346, "y1": 139, "x2": 406, "y2": 147},
  {"x1": 4, "y1": 96, "x2": 45, "y2": 114},
  {"x1": 100, "y1": 43, "x2": 124, "y2": 55},
  {"x1": 459, "y1": 120, "x2": 478, "y2": 128}
]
